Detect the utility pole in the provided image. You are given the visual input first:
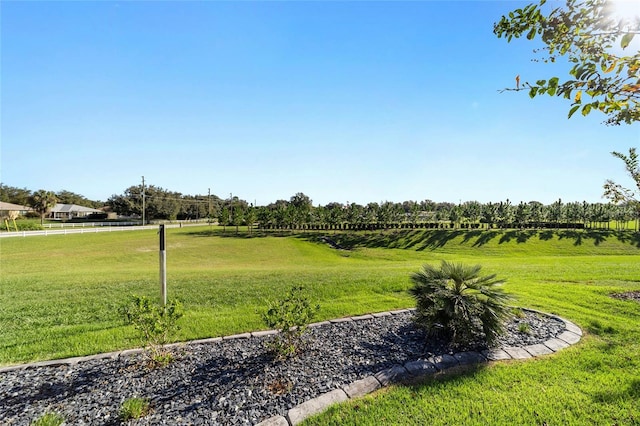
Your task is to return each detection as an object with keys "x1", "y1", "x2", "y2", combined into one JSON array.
[
  {"x1": 142, "y1": 176, "x2": 146, "y2": 226},
  {"x1": 208, "y1": 188, "x2": 212, "y2": 220}
]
